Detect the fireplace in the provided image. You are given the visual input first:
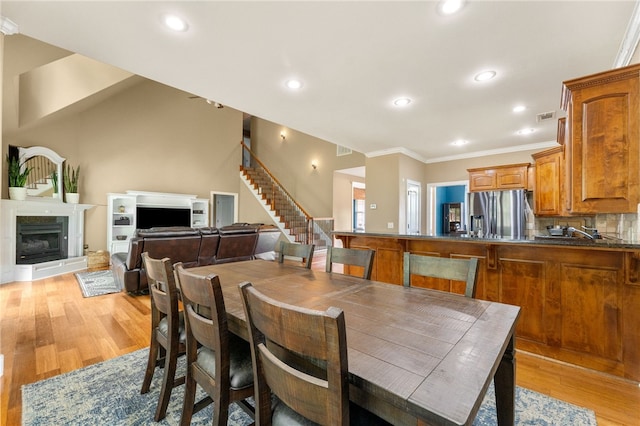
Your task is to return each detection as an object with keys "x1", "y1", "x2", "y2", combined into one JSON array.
[
  {"x1": 16, "y1": 216, "x2": 69, "y2": 264},
  {"x1": 1, "y1": 199, "x2": 93, "y2": 284}
]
